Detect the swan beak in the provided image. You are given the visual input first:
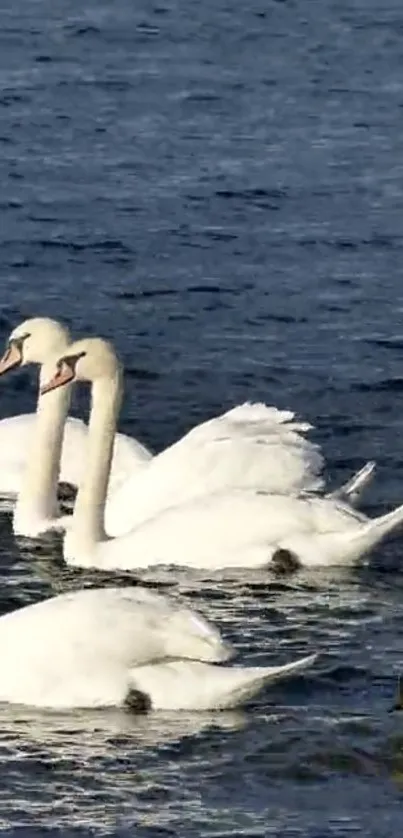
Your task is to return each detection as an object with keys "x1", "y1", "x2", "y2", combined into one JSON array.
[
  {"x1": 0, "y1": 341, "x2": 22, "y2": 375},
  {"x1": 40, "y1": 362, "x2": 75, "y2": 395}
]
